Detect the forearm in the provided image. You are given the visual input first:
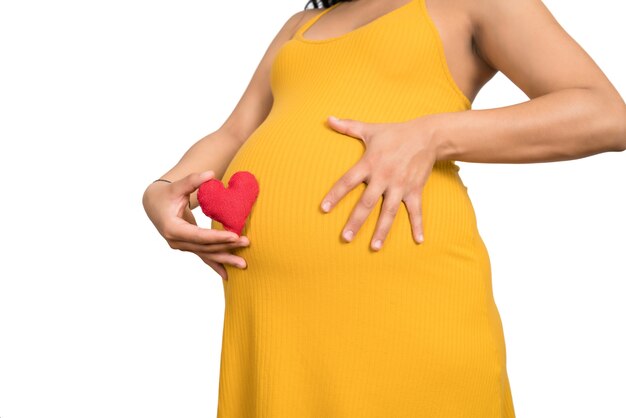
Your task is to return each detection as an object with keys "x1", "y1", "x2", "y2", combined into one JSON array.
[
  {"x1": 431, "y1": 87, "x2": 626, "y2": 163},
  {"x1": 155, "y1": 128, "x2": 245, "y2": 210}
]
